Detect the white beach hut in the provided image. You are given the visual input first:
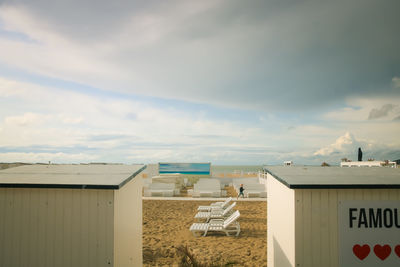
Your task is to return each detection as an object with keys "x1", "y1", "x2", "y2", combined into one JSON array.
[
  {"x1": 0, "y1": 164, "x2": 146, "y2": 267},
  {"x1": 265, "y1": 166, "x2": 400, "y2": 267}
]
